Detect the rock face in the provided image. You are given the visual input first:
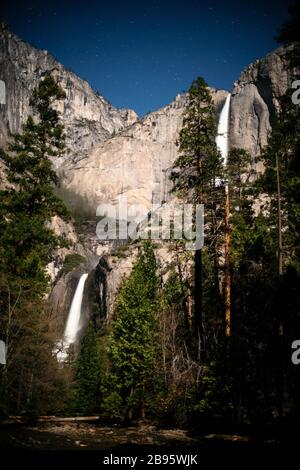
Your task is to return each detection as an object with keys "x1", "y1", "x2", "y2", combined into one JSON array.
[
  {"x1": 61, "y1": 89, "x2": 228, "y2": 211},
  {"x1": 230, "y1": 46, "x2": 293, "y2": 161},
  {"x1": 1, "y1": 22, "x2": 297, "y2": 331},
  {"x1": 48, "y1": 247, "x2": 99, "y2": 335},
  {"x1": 45, "y1": 216, "x2": 88, "y2": 283},
  {"x1": 0, "y1": 21, "x2": 137, "y2": 158},
  {"x1": 55, "y1": 48, "x2": 296, "y2": 212},
  {"x1": 91, "y1": 242, "x2": 188, "y2": 325},
  {"x1": 1, "y1": 20, "x2": 294, "y2": 214}
]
